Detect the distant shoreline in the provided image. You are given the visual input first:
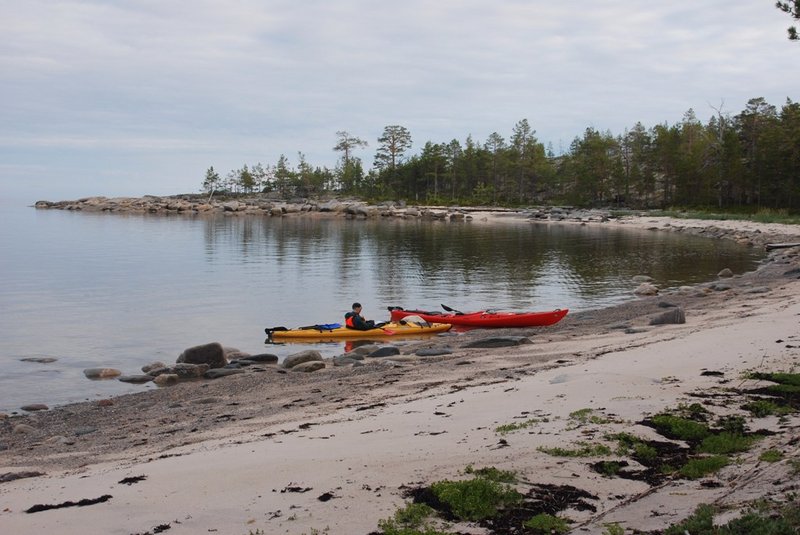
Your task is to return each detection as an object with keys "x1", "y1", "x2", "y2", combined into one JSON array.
[{"x1": 33, "y1": 194, "x2": 800, "y2": 250}]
